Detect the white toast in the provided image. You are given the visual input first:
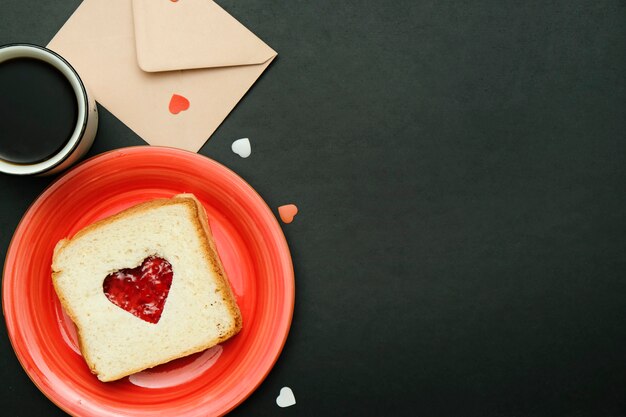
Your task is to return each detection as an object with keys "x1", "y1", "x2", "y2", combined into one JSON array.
[{"x1": 51, "y1": 194, "x2": 242, "y2": 382}]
